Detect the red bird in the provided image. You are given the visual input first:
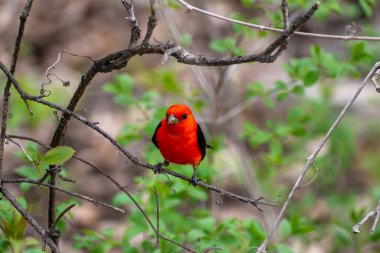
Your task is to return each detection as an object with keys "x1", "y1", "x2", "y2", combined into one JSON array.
[{"x1": 152, "y1": 104, "x2": 210, "y2": 186}]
